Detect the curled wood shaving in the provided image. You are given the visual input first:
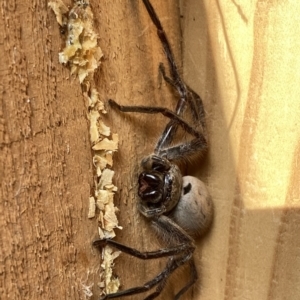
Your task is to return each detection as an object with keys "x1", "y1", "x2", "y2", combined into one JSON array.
[{"x1": 92, "y1": 134, "x2": 119, "y2": 151}]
